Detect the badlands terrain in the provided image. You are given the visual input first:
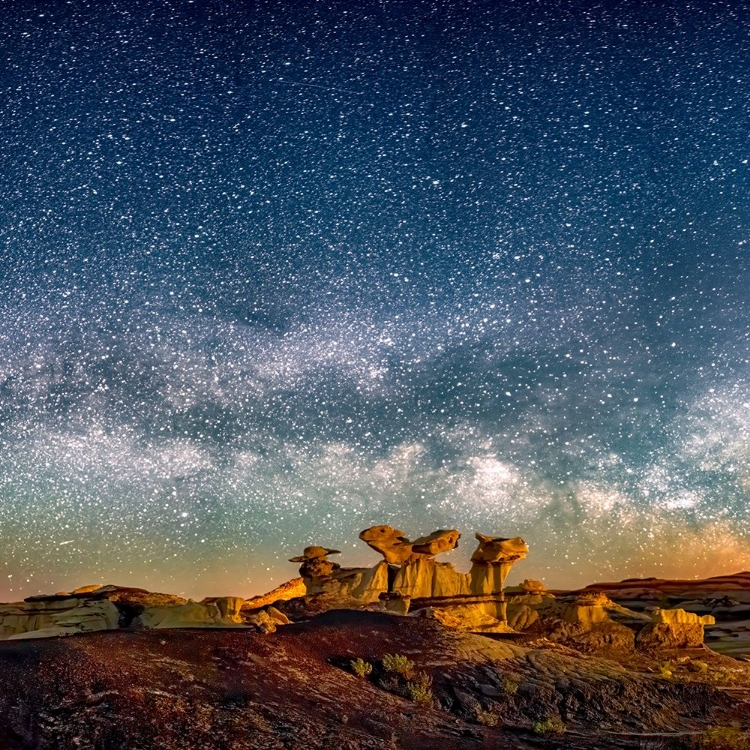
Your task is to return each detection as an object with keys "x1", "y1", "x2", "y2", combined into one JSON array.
[{"x1": 0, "y1": 529, "x2": 748, "y2": 749}]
